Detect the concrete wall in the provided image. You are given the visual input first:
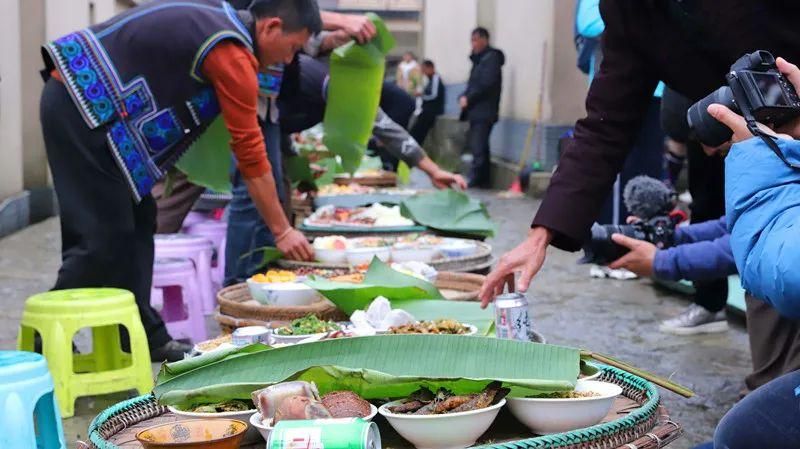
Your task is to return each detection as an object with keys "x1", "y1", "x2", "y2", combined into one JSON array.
[
  {"x1": 422, "y1": 0, "x2": 477, "y2": 85},
  {"x1": 0, "y1": 0, "x2": 25, "y2": 200}
]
